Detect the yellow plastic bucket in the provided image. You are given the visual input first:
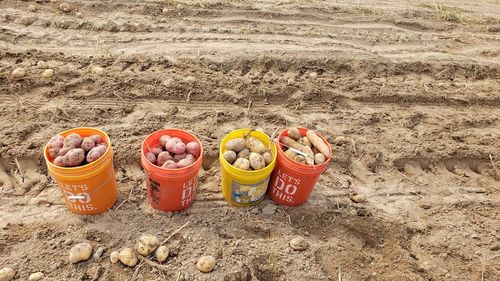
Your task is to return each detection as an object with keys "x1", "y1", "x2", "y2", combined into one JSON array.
[
  {"x1": 43, "y1": 127, "x2": 118, "y2": 215},
  {"x1": 219, "y1": 129, "x2": 277, "y2": 206}
]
